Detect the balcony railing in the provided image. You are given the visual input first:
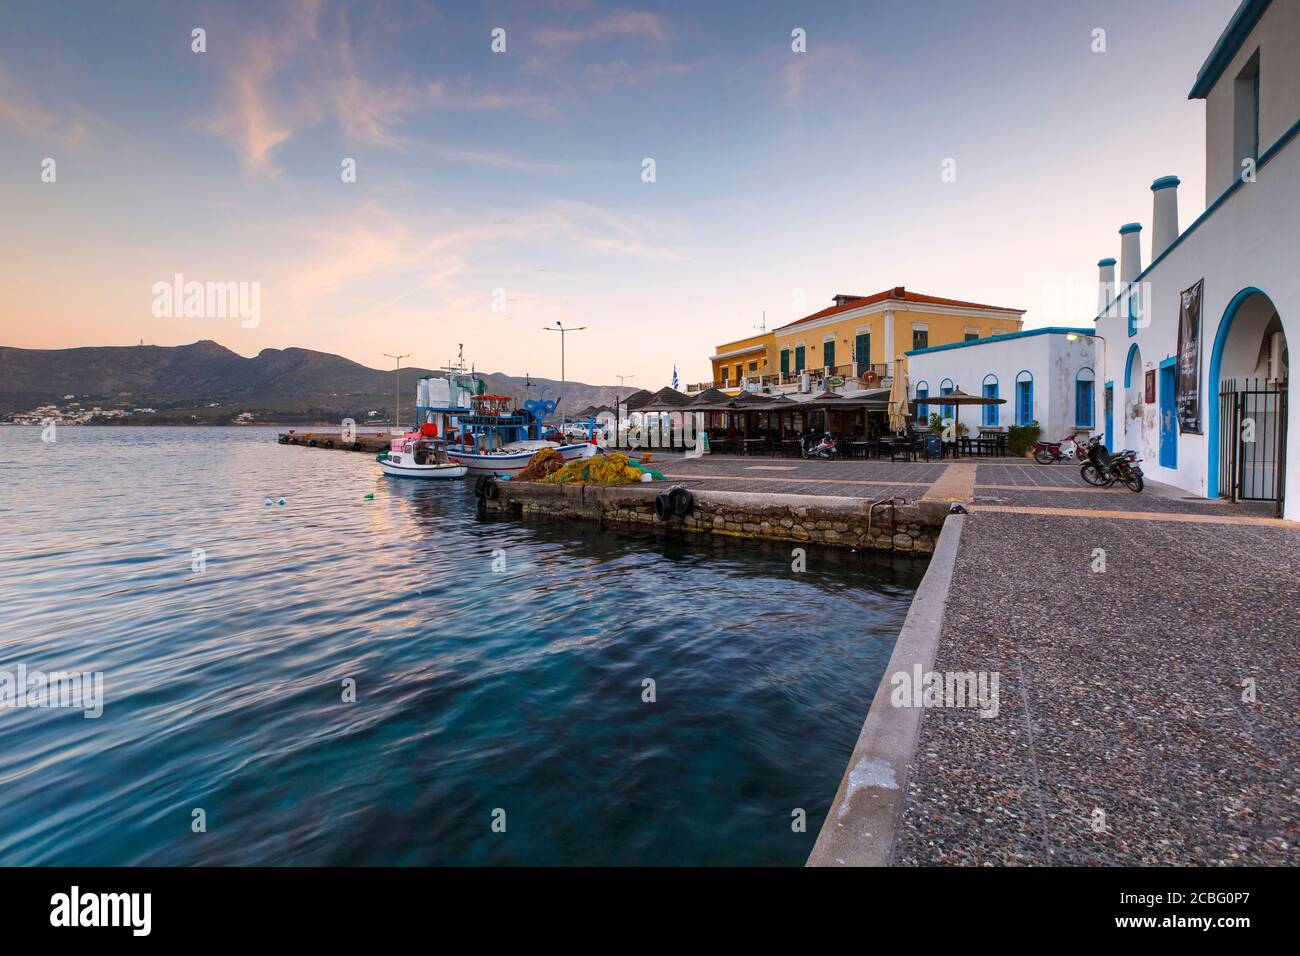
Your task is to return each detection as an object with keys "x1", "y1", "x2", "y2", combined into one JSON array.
[{"x1": 705, "y1": 363, "x2": 894, "y2": 392}]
